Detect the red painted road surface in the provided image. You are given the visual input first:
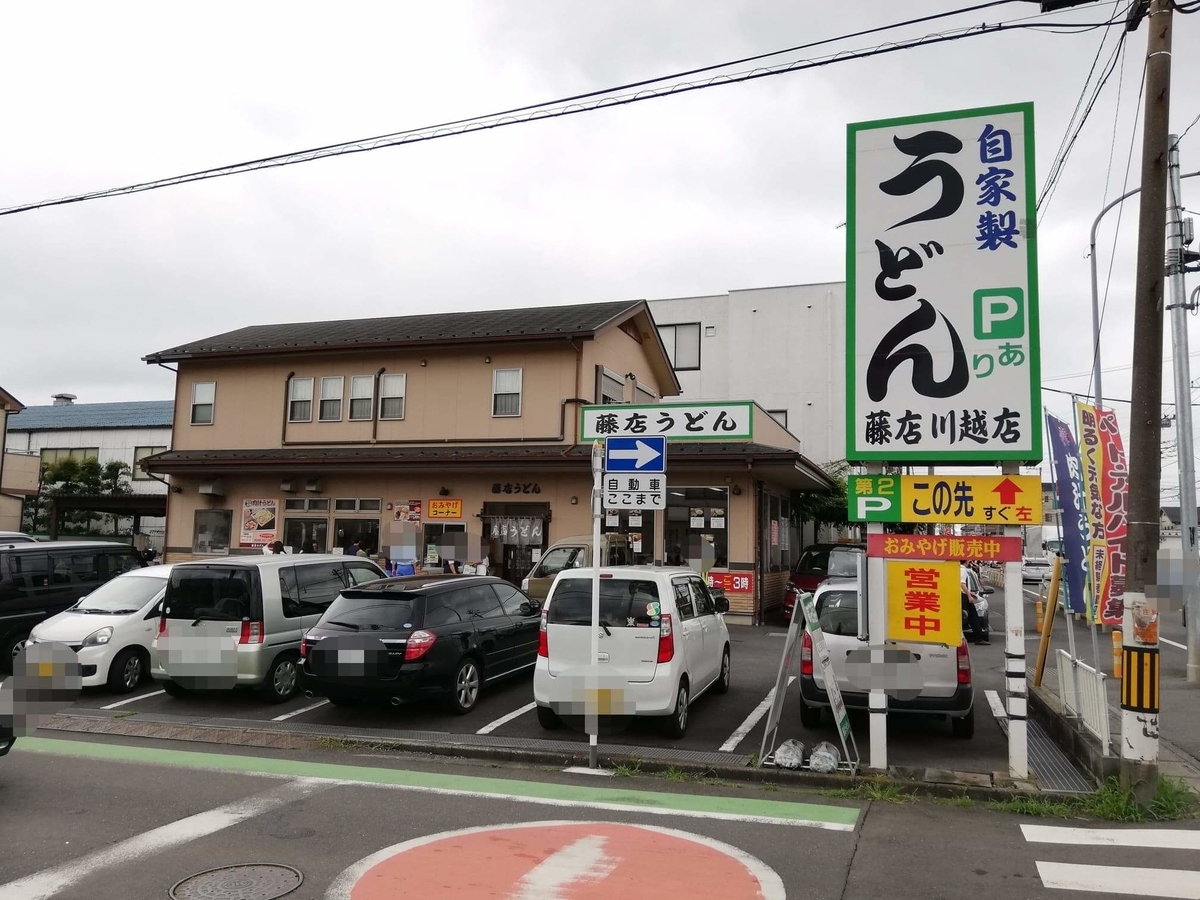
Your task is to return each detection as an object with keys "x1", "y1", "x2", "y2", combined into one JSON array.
[{"x1": 330, "y1": 821, "x2": 785, "y2": 899}]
